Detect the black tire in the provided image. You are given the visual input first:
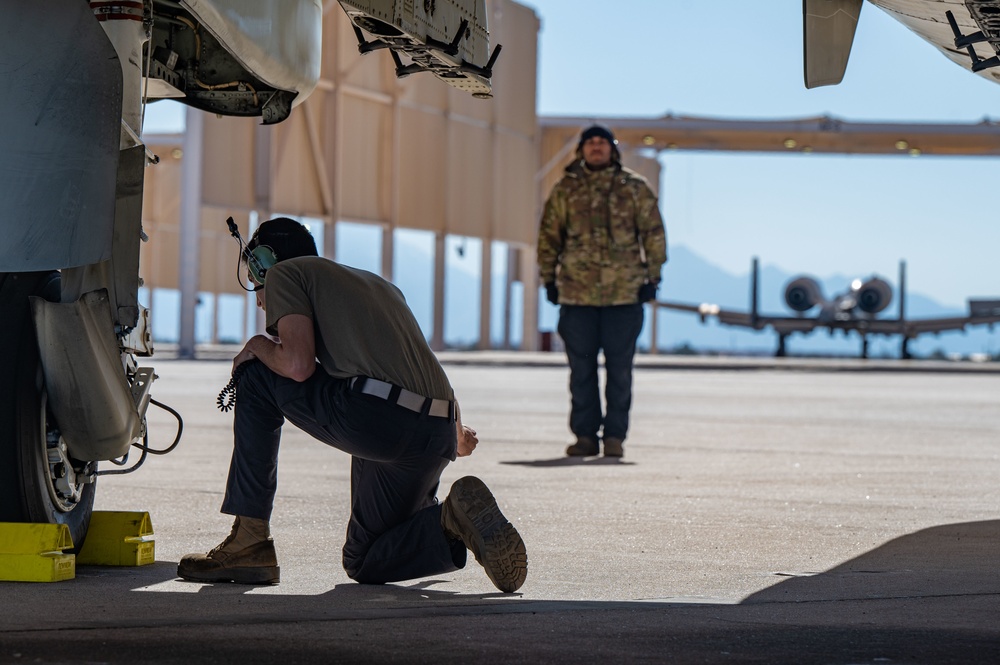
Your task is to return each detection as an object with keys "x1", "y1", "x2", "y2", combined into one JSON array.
[{"x1": 0, "y1": 272, "x2": 96, "y2": 551}]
